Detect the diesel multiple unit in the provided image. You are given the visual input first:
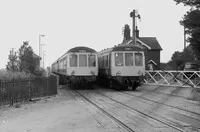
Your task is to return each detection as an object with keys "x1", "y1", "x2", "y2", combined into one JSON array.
[
  {"x1": 51, "y1": 46, "x2": 98, "y2": 88},
  {"x1": 98, "y1": 44, "x2": 145, "y2": 90},
  {"x1": 51, "y1": 44, "x2": 145, "y2": 90}
]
